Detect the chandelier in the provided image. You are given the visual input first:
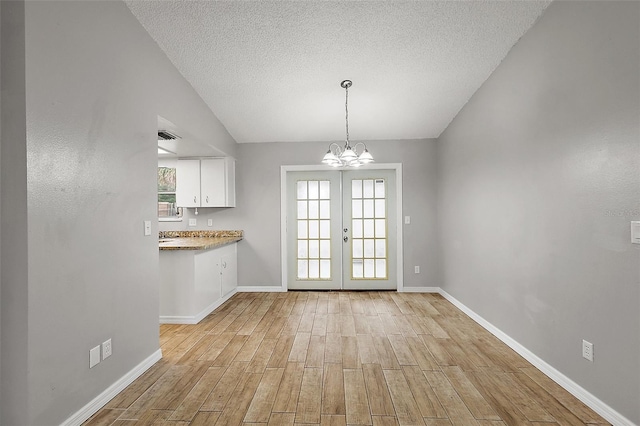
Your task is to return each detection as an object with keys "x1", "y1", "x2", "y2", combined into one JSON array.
[{"x1": 322, "y1": 80, "x2": 374, "y2": 167}]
